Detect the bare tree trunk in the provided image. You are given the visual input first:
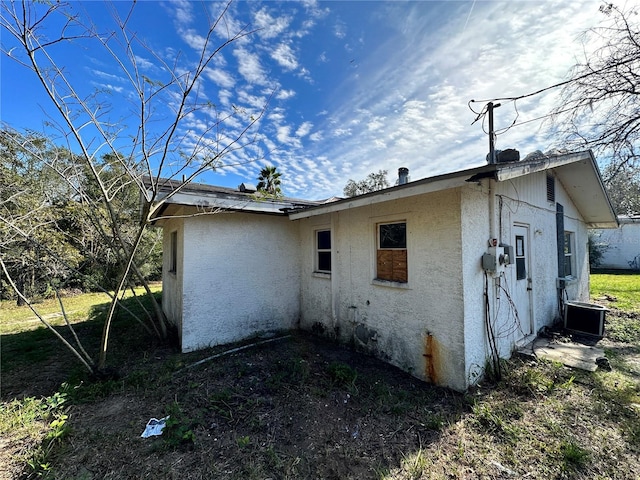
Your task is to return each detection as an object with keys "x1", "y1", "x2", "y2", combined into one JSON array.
[
  {"x1": 1, "y1": 0, "x2": 268, "y2": 370},
  {"x1": 98, "y1": 223, "x2": 147, "y2": 369}
]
